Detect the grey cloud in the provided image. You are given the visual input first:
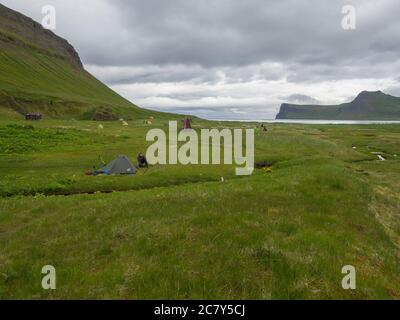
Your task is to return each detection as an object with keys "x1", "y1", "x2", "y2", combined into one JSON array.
[
  {"x1": 87, "y1": 62, "x2": 286, "y2": 86},
  {"x1": 385, "y1": 83, "x2": 400, "y2": 97},
  {"x1": 99, "y1": 0, "x2": 400, "y2": 70}
]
